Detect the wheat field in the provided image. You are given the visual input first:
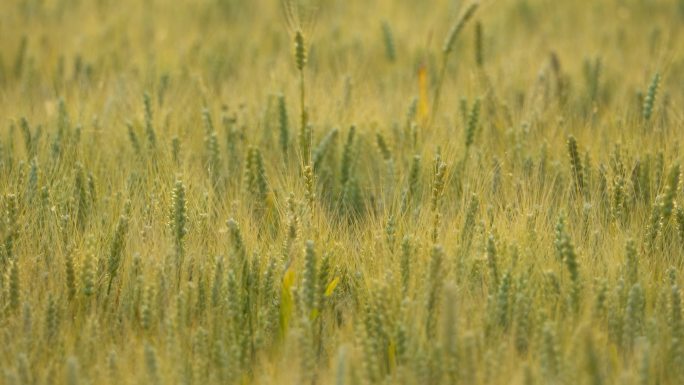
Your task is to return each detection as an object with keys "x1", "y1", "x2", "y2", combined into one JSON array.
[{"x1": 1, "y1": 0, "x2": 684, "y2": 384}]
